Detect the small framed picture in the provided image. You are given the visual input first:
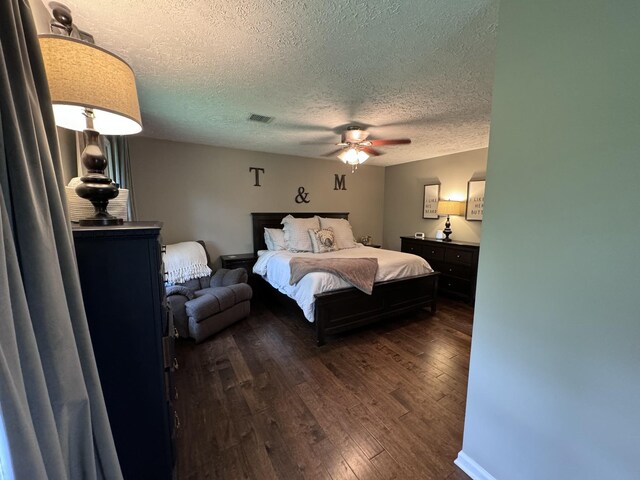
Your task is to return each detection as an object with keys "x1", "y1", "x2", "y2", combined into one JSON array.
[
  {"x1": 466, "y1": 180, "x2": 485, "y2": 221},
  {"x1": 423, "y1": 183, "x2": 440, "y2": 219}
]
